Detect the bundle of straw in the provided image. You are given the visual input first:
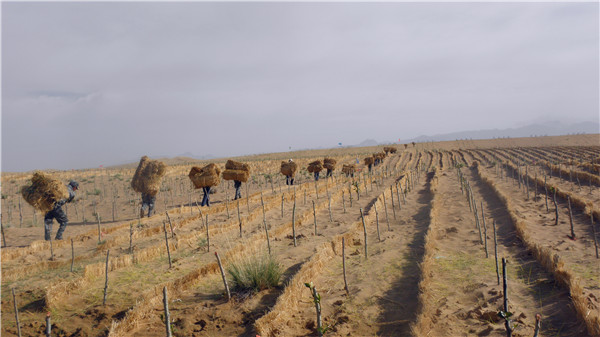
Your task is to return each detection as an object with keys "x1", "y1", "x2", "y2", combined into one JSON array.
[
  {"x1": 130, "y1": 156, "x2": 167, "y2": 195},
  {"x1": 280, "y1": 161, "x2": 298, "y2": 177},
  {"x1": 307, "y1": 160, "x2": 323, "y2": 173},
  {"x1": 189, "y1": 164, "x2": 221, "y2": 188},
  {"x1": 223, "y1": 160, "x2": 250, "y2": 182},
  {"x1": 341, "y1": 164, "x2": 356, "y2": 175},
  {"x1": 222, "y1": 170, "x2": 249, "y2": 182},
  {"x1": 225, "y1": 160, "x2": 250, "y2": 172},
  {"x1": 323, "y1": 158, "x2": 337, "y2": 170},
  {"x1": 364, "y1": 157, "x2": 375, "y2": 165},
  {"x1": 21, "y1": 171, "x2": 69, "y2": 212}
]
